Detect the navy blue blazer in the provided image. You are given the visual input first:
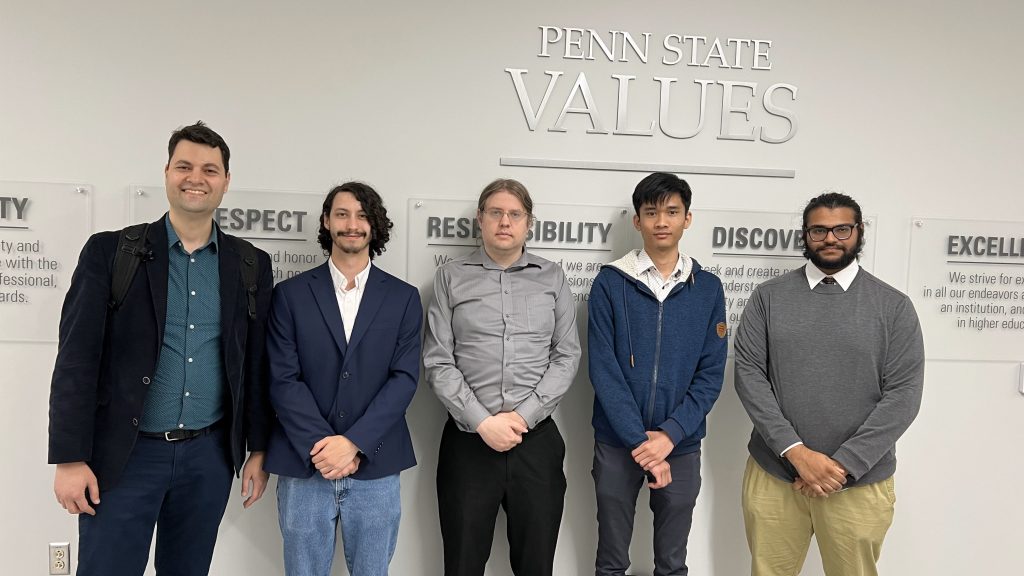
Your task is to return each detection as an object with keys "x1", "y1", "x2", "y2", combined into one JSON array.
[
  {"x1": 48, "y1": 216, "x2": 274, "y2": 489},
  {"x1": 264, "y1": 262, "x2": 422, "y2": 479}
]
